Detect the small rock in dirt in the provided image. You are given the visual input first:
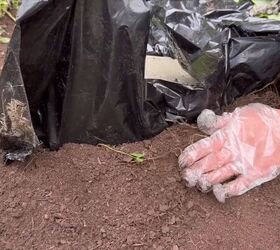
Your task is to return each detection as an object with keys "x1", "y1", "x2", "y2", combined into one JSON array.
[
  {"x1": 159, "y1": 204, "x2": 169, "y2": 212},
  {"x1": 172, "y1": 245, "x2": 179, "y2": 250},
  {"x1": 187, "y1": 200, "x2": 194, "y2": 209},
  {"x1": 54, "y1": 213, "x2": 64, "y2": 219},
  {"x1": 100, "y1": 227, "x2": 106, "y2": 233},
  {"x1": 22, "y1": 202, "x2": 27, "y2": 208},
  {"x1": 44, "y1": 214, "x2": 49, "y2": 220},
  {"x1": 161, "y1": 225, "x2": 170, "y2": 234},
  {"x1": 169, "y1": 216, "x2": 176, "y2": 225}
]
